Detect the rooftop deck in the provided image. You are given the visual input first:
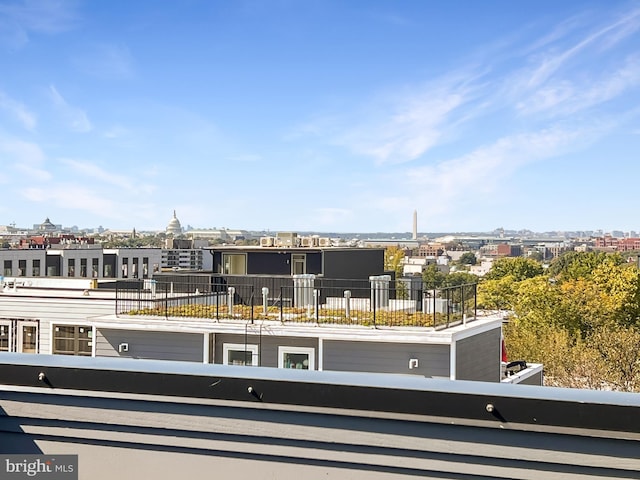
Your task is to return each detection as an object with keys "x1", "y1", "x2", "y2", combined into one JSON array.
[{"x1": 115, "y1": 276, "x2": 478, "y2": 330}]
